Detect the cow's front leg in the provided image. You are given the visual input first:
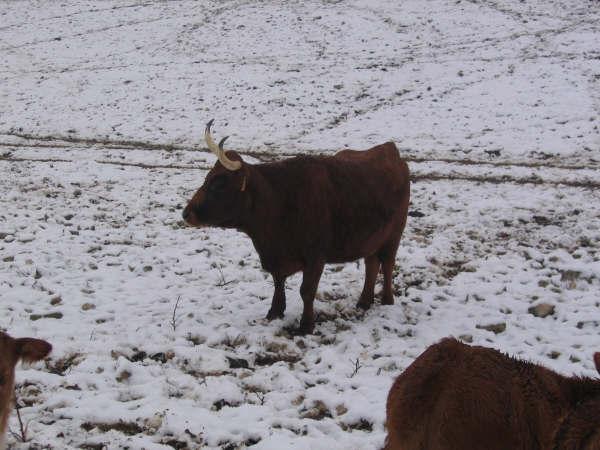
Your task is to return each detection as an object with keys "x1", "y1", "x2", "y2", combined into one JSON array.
[
  {"x1": 298, "y1": 261, "x2": 325, "y2": 335},
  {"x1": 266, "y1": 275, "x2": 286, "y2": 320}
]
